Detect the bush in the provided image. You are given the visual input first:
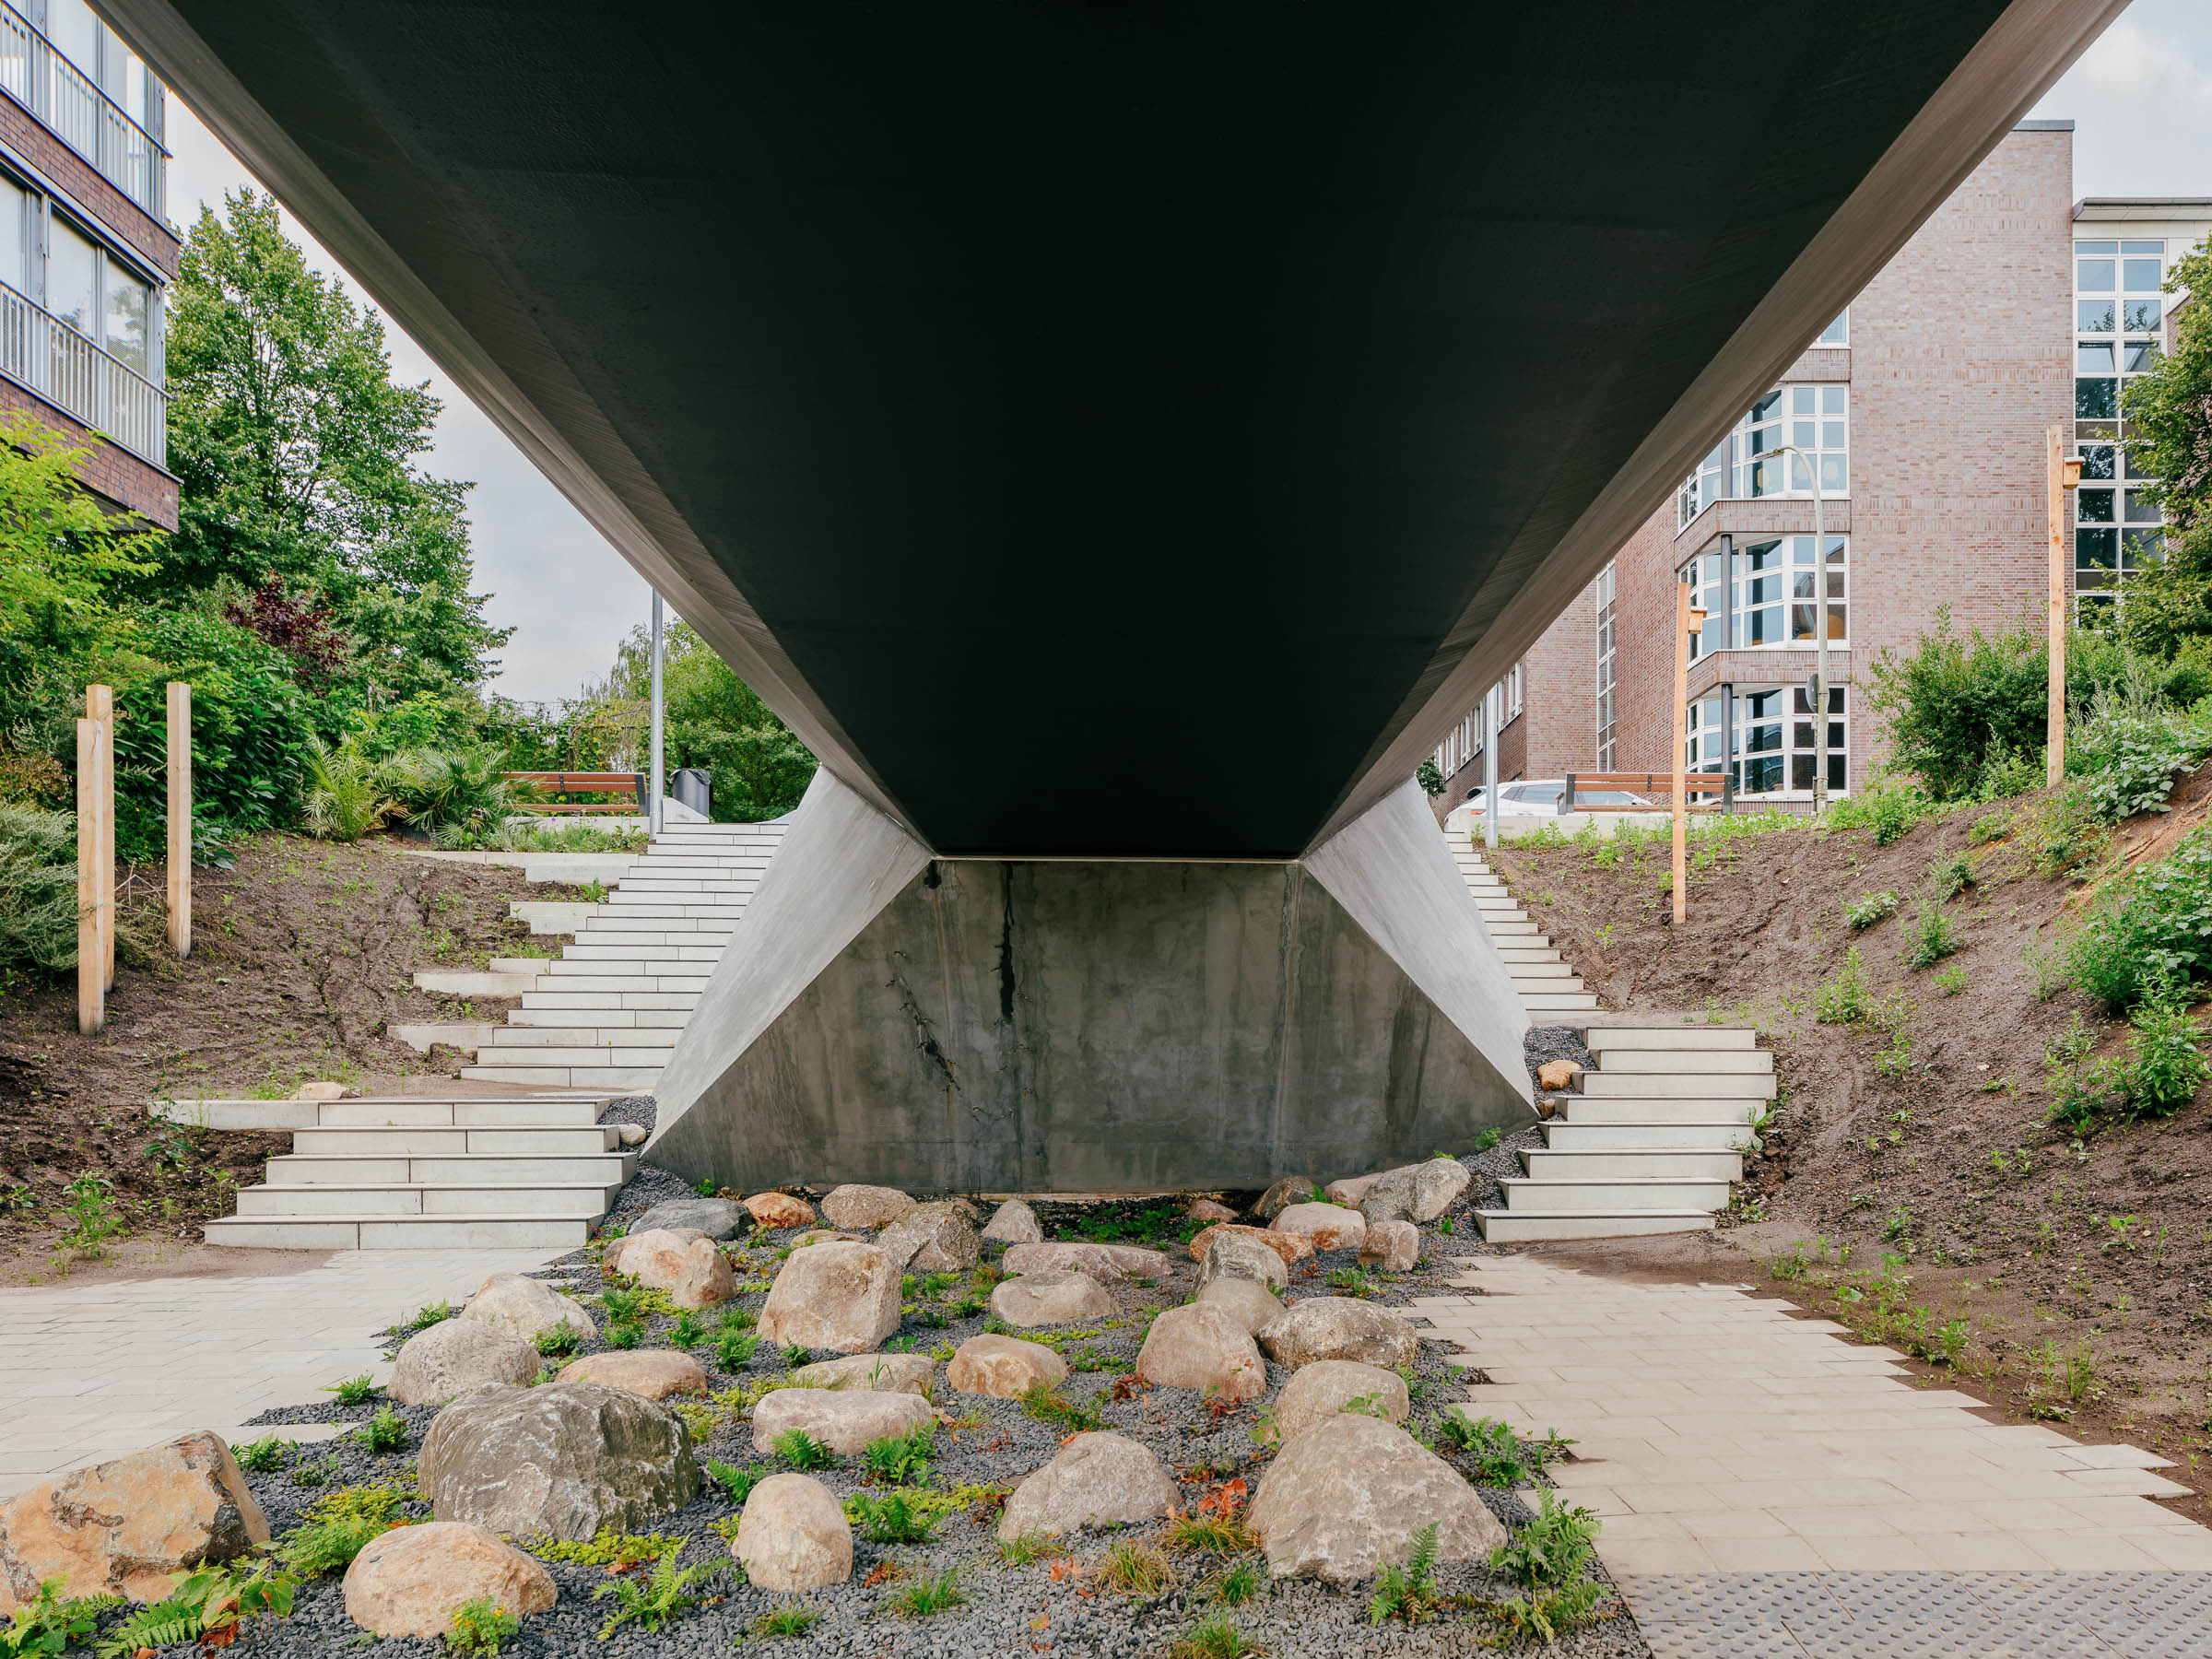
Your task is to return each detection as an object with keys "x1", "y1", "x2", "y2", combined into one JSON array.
[
  {"x1": 2112, "y1": 991, "x2": 2210, "y2": 1121},
  {"x1": 381, "y1": 743, "x2": 530, "y2": 841},
  {"x1": 1823, "y1": 782, "x2": 1936, "y2": 845},
  {"x1": 1815, "y1": 947, "x2": 1873, "y2": 1025},
  {"x1": 302, "y1": 736, "x2": 389, "y2": 841},
  {"x1": 1844, "y1": 891, "x2": 1898, "y2": 930},
  {"x1": 2067, "y1": 828, "x2": 2212, "y2": 1010},
  {"x1": 1901, "y1": 903, "x2": 1961, "y2": 971},
  {"x1": 2075, "y1": 704, "x2": 2212, "y2": 823},
  {"x1": 1864, "y1": 610, "x2": 2048, "y2": 799},
  {"x1": 0, "y1": 802, "x2": 76, "y2": 977}
]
